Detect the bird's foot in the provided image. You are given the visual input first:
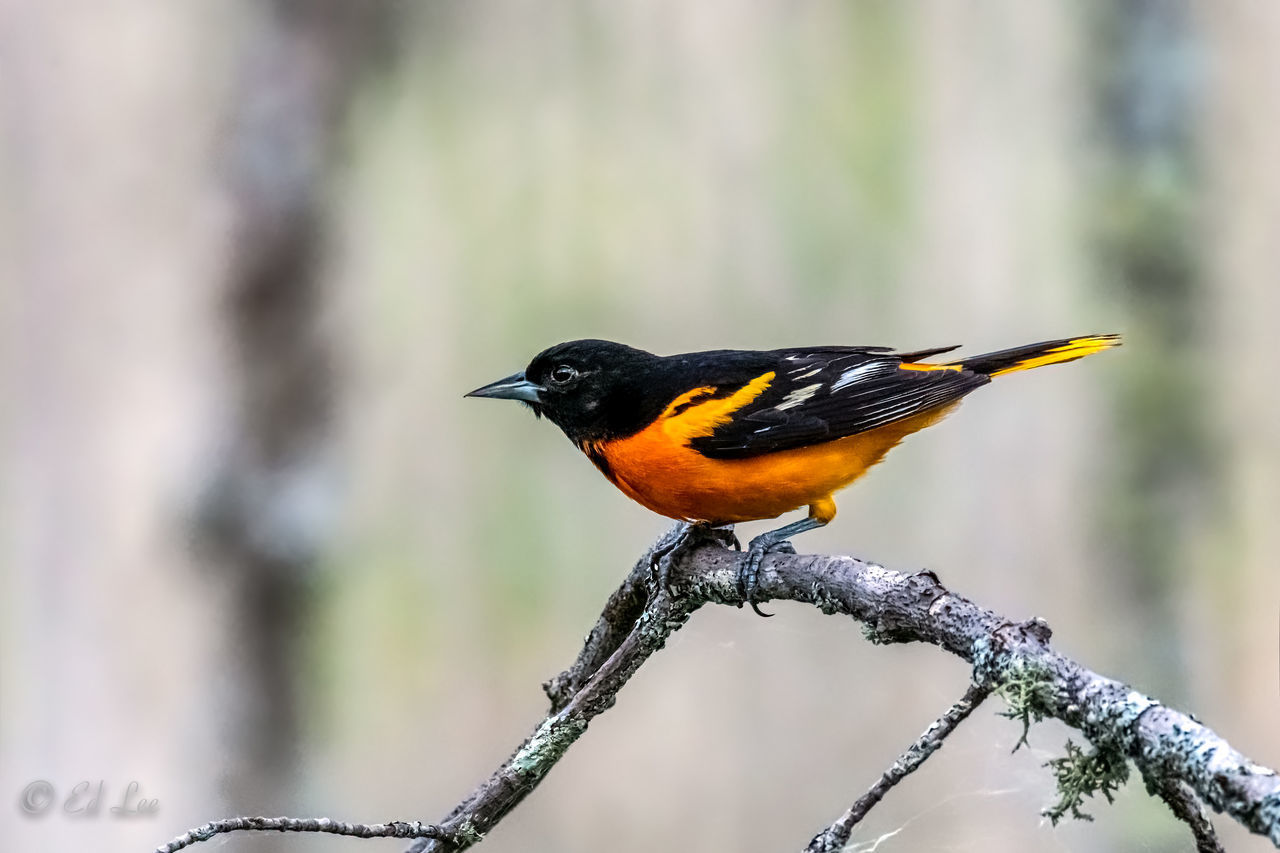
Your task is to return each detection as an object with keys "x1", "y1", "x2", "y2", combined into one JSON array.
[
  {"x1": 738, "y1": 536, "x2": 796, "y2": 618},
  {"x1": 650, "y1": 522, "x2": 738, "y2": 595}
]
